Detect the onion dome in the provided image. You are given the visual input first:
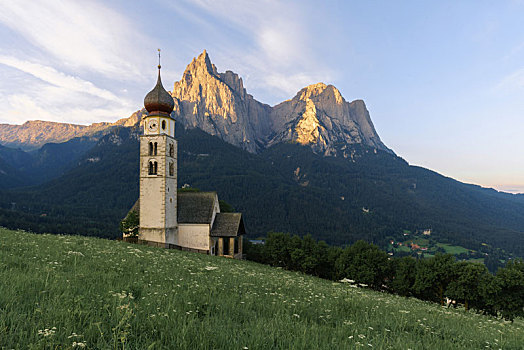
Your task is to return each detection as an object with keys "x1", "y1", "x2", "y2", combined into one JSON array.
[{"x1": 144, "y1": 67, "x2": 174, "y2": 116}]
